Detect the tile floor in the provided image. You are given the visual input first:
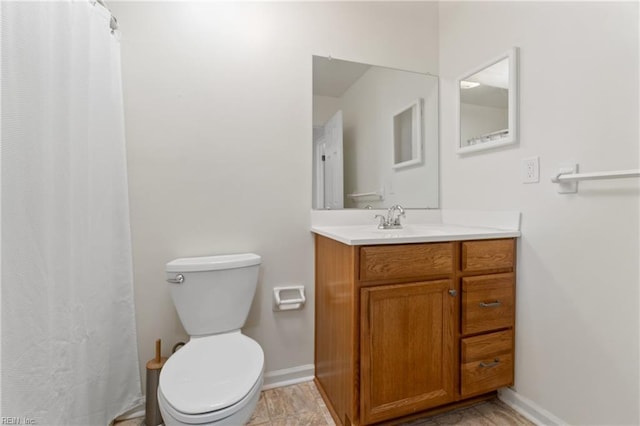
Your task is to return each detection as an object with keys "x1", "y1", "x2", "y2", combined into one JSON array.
[
  {"x1": 117, "y1": 381, "x2": 534, "y2": 426},
  {"x1": 247, "y1": 381, "x2": 332, "y2": 426}
]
